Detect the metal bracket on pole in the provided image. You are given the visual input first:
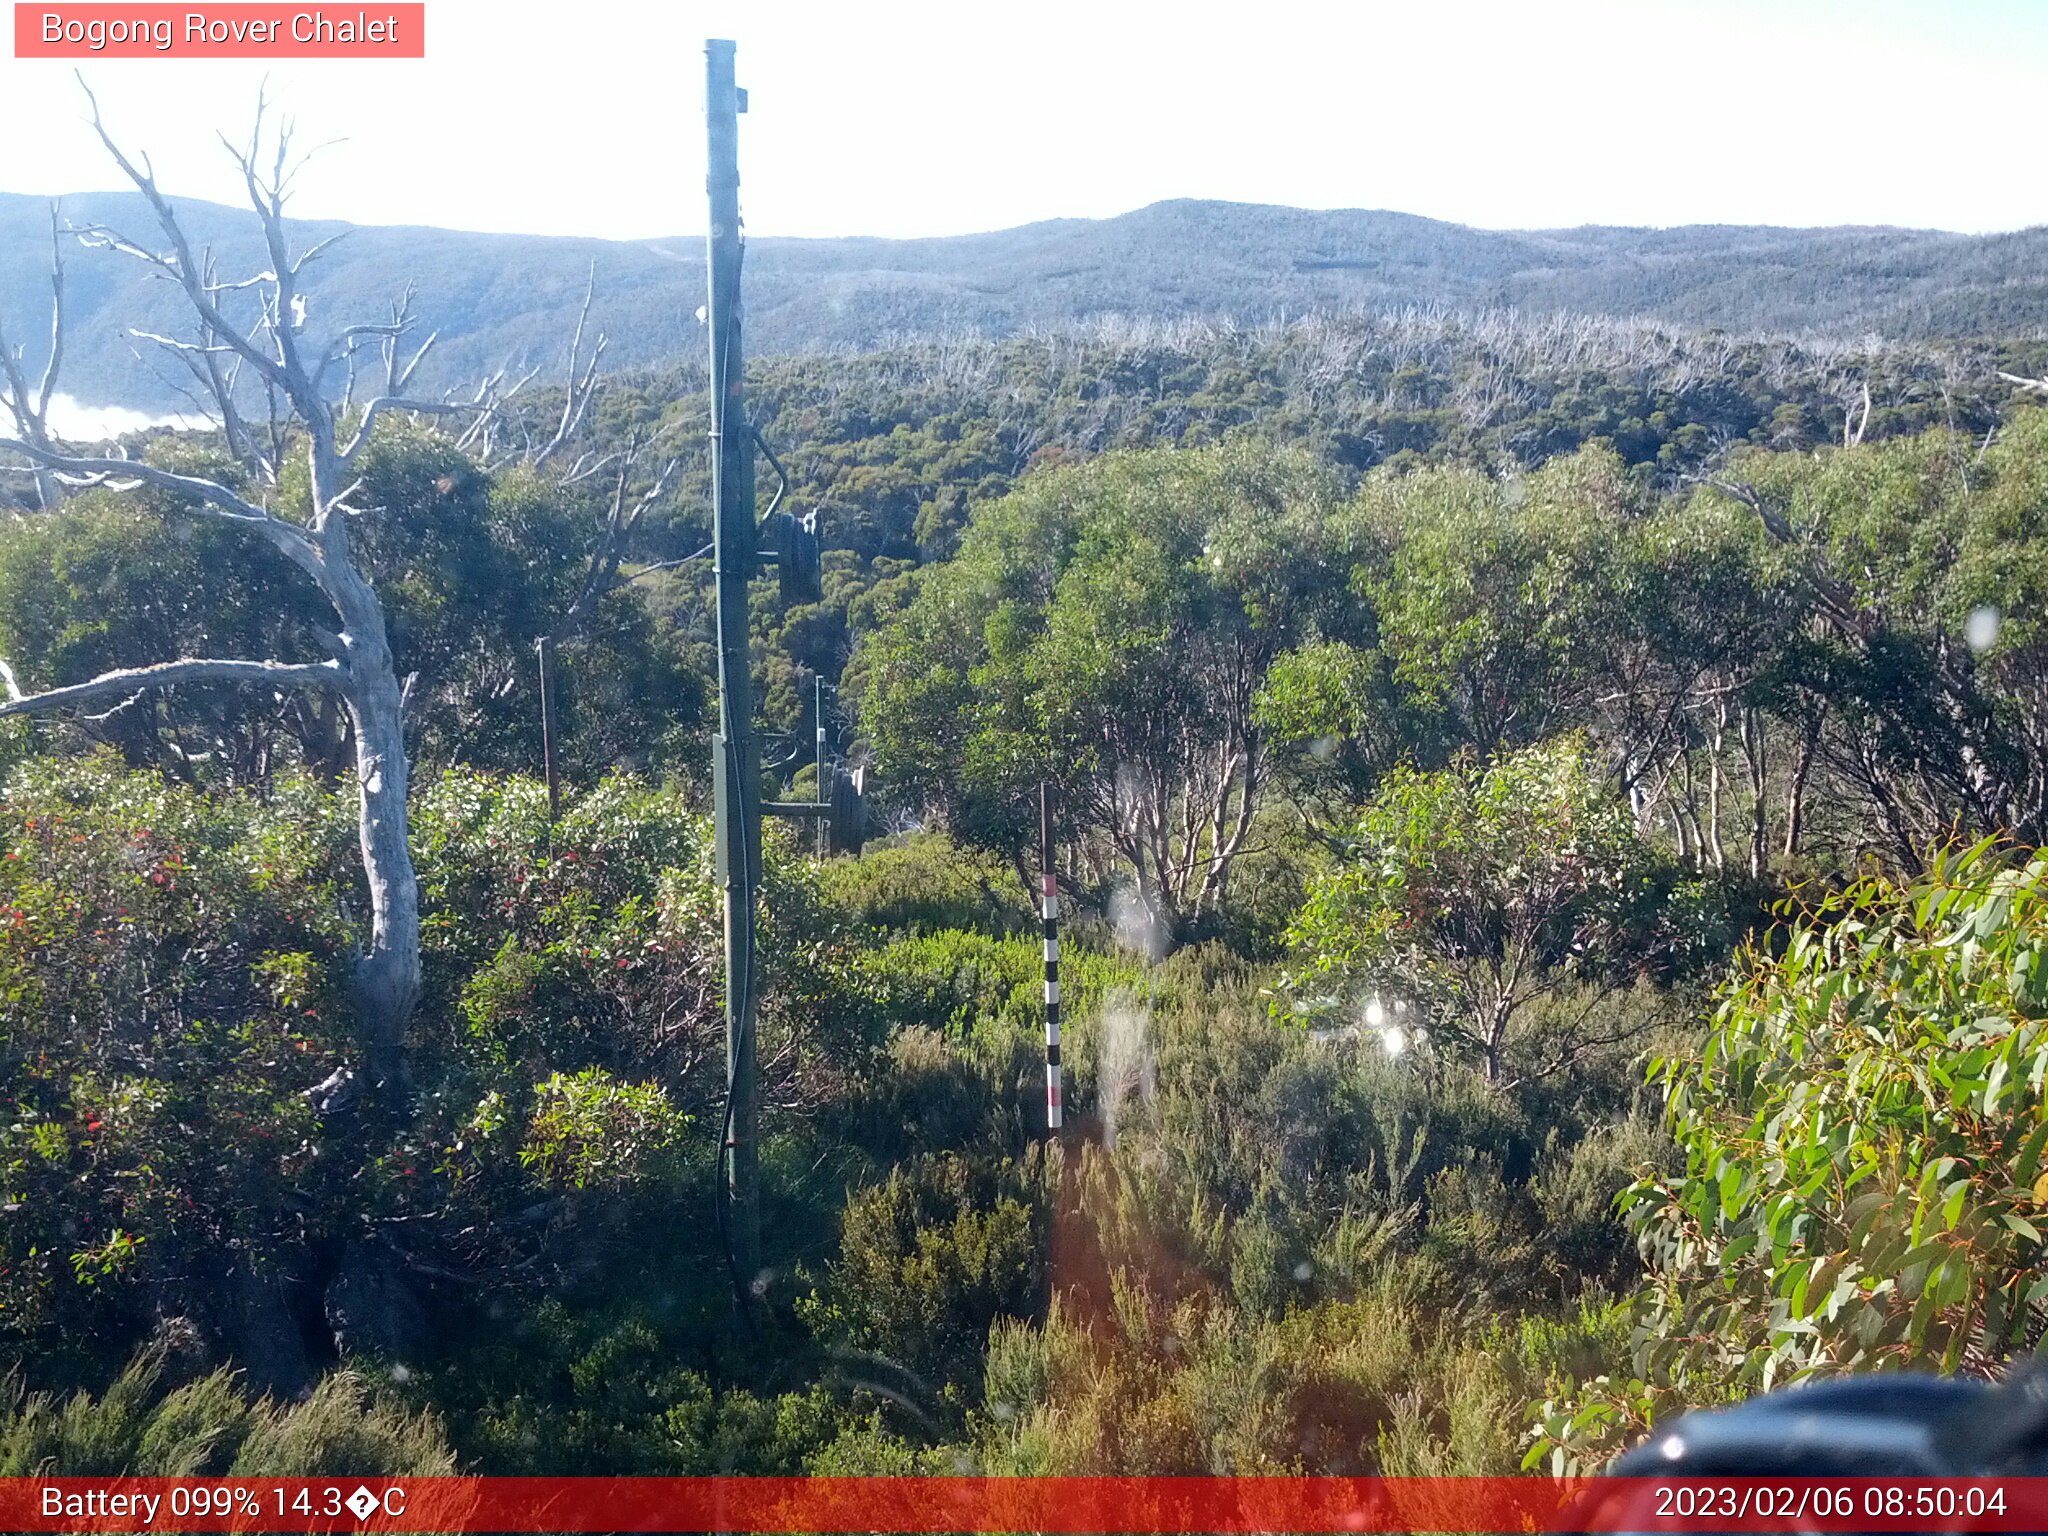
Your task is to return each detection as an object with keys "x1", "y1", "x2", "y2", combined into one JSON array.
[{"x1": 763, "y1": 764, "x2": 868, "y2": 856}]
